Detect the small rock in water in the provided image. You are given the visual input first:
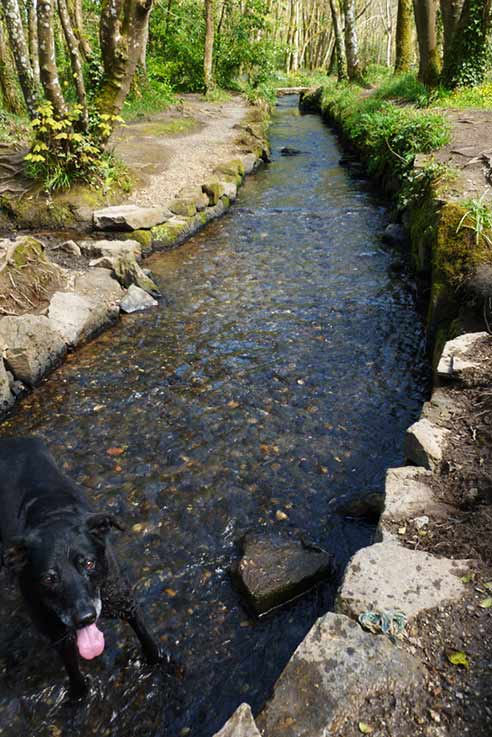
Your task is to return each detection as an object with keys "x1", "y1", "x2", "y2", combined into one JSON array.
[
  {"x1": 234, "y1": 533, "x2": 334, "y2": 616},
  {"x1": 53, "y1": 240, "x2": 82, "y2": 257},
  {"x1": 120, "y1": 285, "x2": 158, "y2": 314},
  {"x1": 280, "y1": 146, "x2": 302, "y2": 156},
  {"x1": 275, "y1": 510, "x2": 288, "y2": 521},
  {"x1": 382, "y1": 222, "x2": 408, "y2": 247}
]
